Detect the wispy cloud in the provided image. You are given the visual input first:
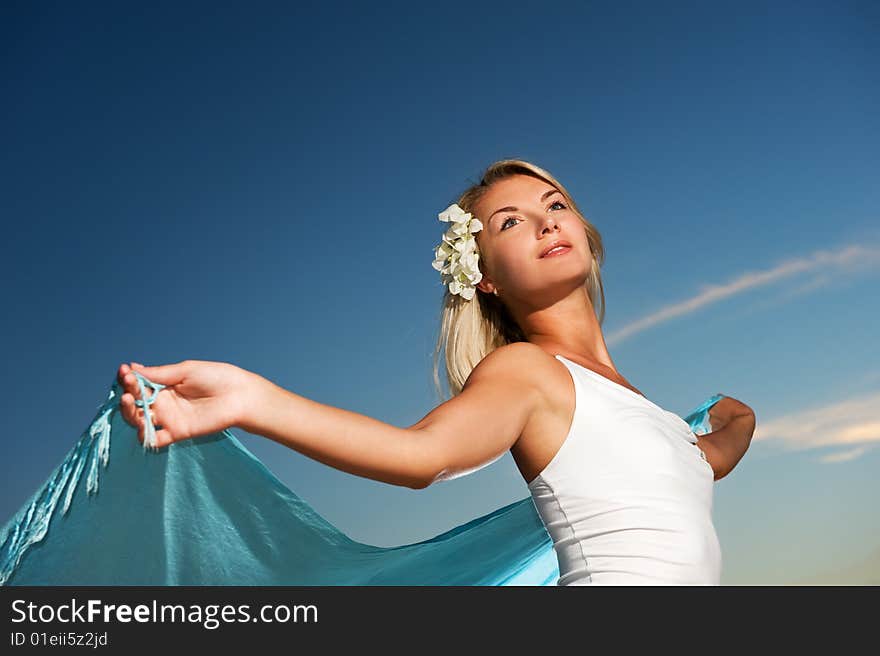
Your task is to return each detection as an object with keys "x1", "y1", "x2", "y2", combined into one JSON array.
[
  {"x1": 602, "y1": 242, "x2": 880, "y2": 463},
  {"x1": 818, "y1": 446, "x2": 872, "y2": 464},
  {"x1": 606, "y1": 243, "x2": 880, "y2": 346},
  {"x1": 751, "y1": 392, "x2": 880, "y2": 463}
]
